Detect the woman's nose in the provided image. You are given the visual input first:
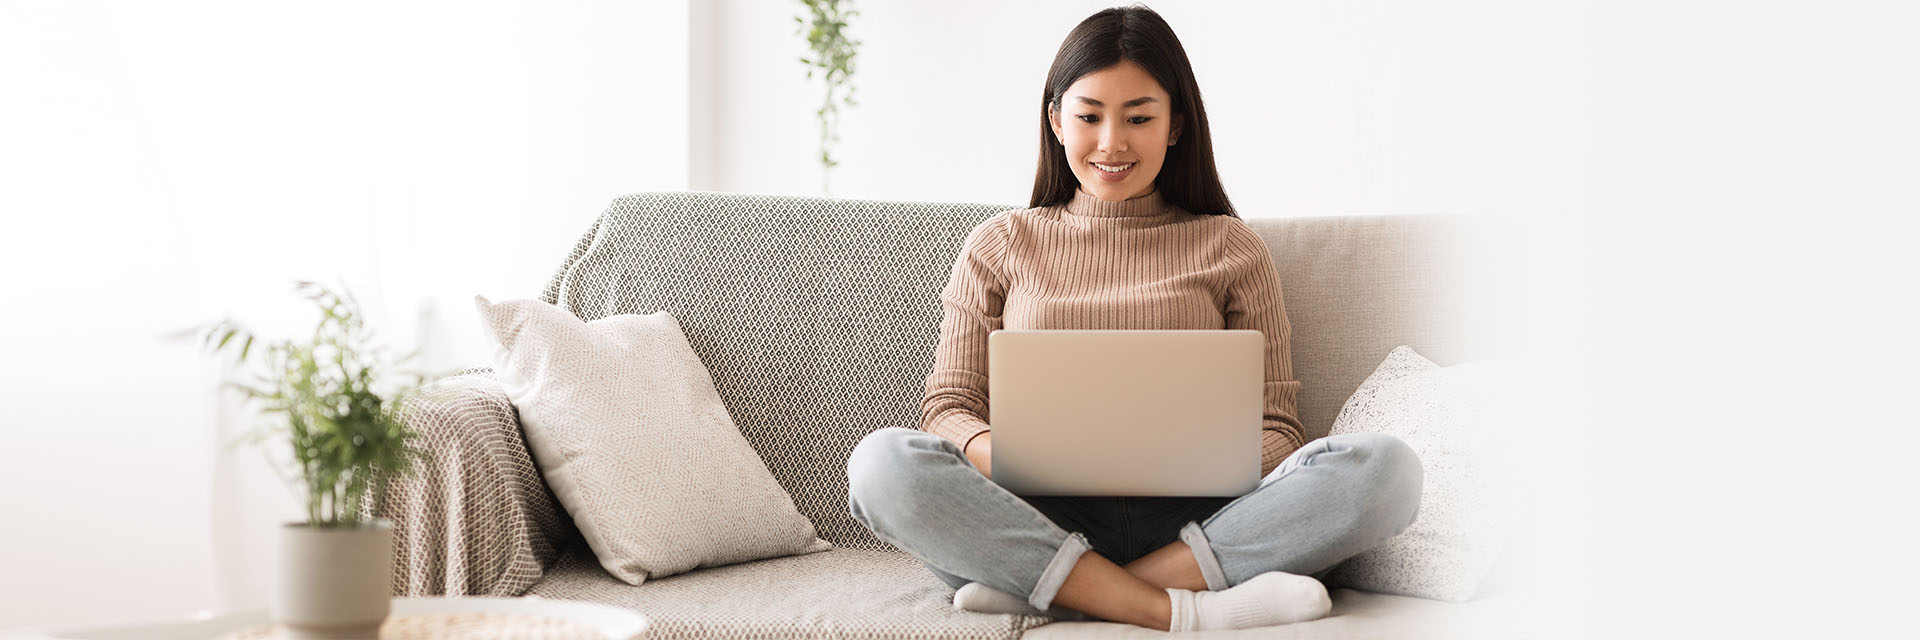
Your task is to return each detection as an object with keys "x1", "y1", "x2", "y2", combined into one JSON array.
[{"x1": 1098, "y1": 122, "x2": 1127, "y2": 152}]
